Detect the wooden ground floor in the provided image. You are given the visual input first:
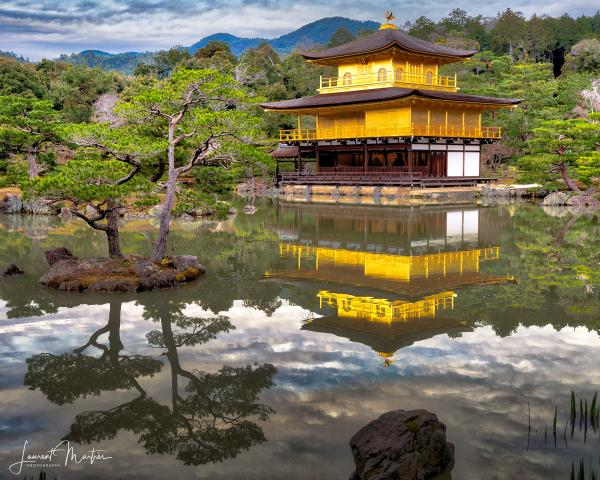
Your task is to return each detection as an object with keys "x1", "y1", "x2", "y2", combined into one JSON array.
[{"x1": 274, "y1": 140, "x2": 492, "y2": 187}]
